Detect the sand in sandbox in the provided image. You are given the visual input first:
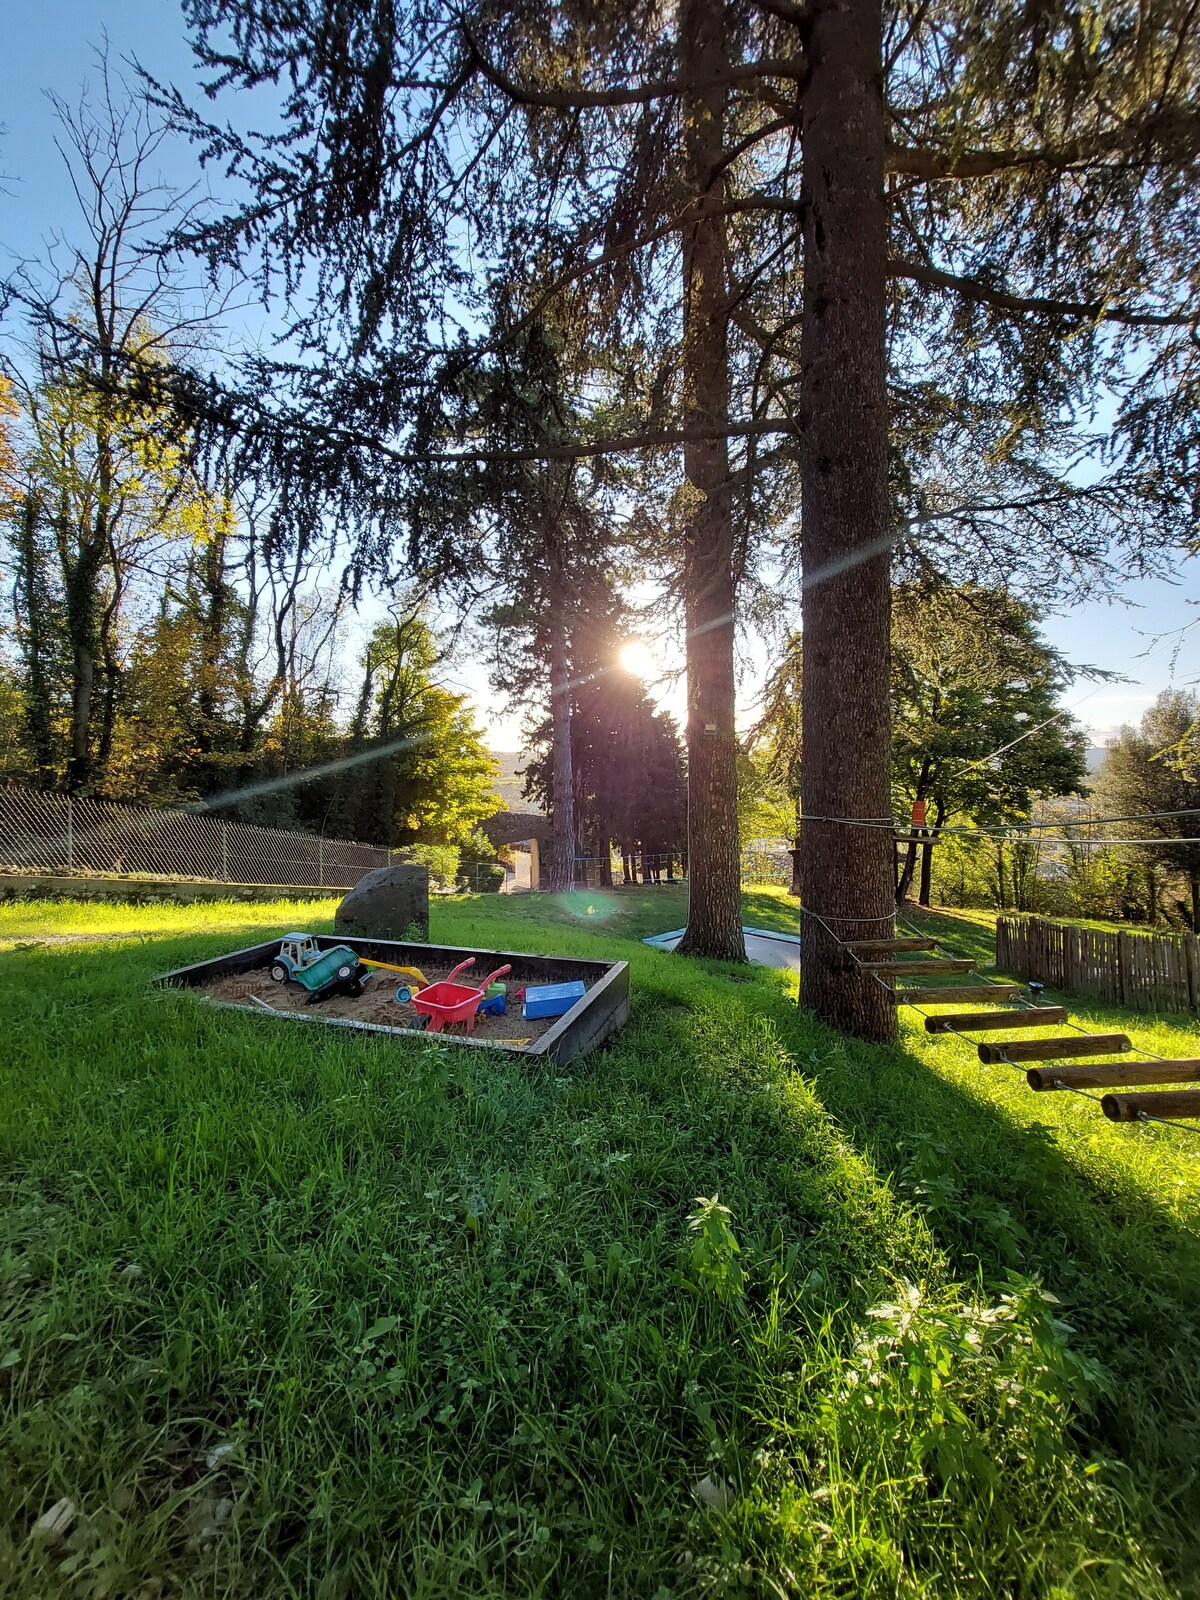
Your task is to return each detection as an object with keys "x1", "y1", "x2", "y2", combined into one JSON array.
[{"x1": 199, "y1": 961, "x2": 582, "y2": 1046}]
